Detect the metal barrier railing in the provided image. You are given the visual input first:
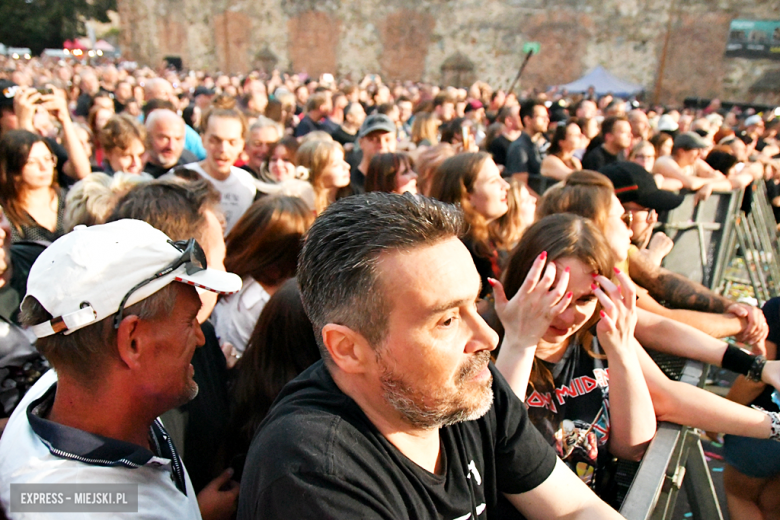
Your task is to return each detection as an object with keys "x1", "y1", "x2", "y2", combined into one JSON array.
[
  {"x1": 619, "y1": 179, "x2": 780, "y2": 518},
  {"x1": 619, "y1": 359, "x2": 723, "y2": 520}
]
